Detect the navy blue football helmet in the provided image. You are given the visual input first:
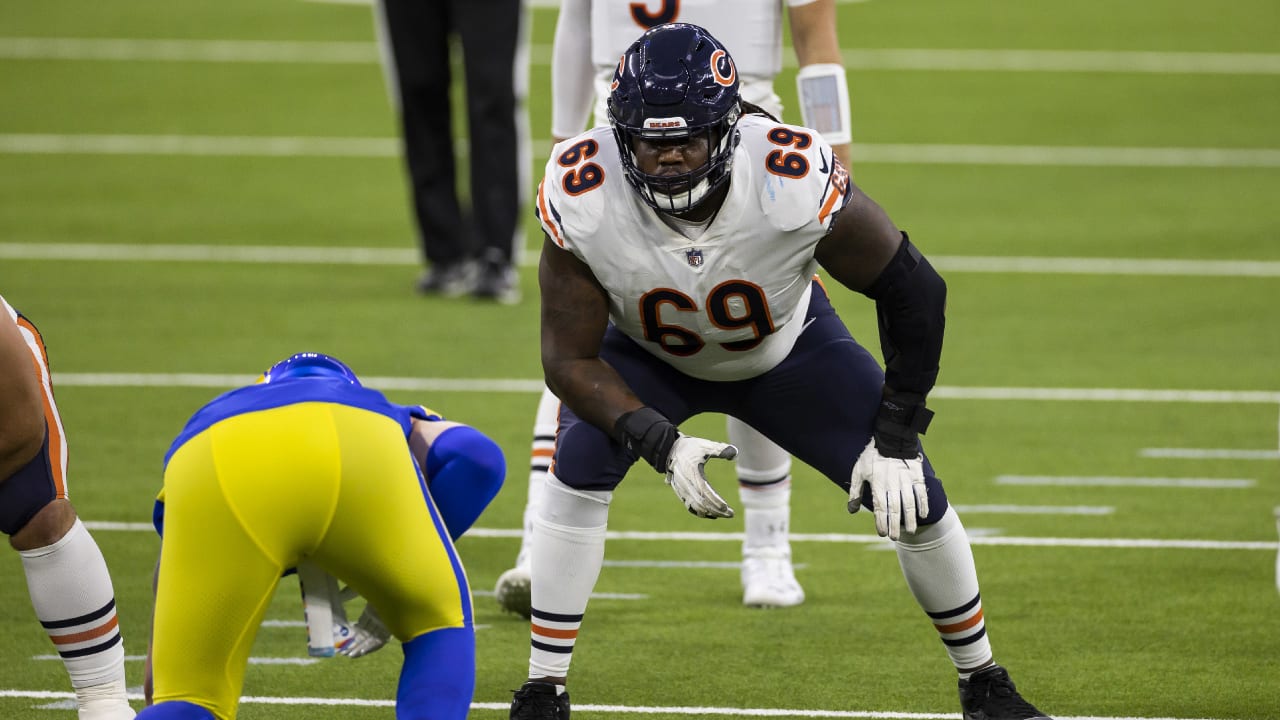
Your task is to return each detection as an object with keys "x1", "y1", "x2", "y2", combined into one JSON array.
[
  {"x1": 262, "y1": 352, "x2": 361, "y2": 385},
  {"x1": 607, "y1": 23, "x2": 742, "y2": 213}
]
